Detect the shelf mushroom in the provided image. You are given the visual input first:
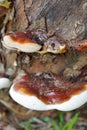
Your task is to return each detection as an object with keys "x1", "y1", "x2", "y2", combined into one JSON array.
[
  {"x1": 75, "y1": 39, "x2": 87, "y2": 51},
  {"x1": 2, "y1": 31, "x2": 42, "y2": 53},
  {"x1": 2, "y1": 30, "x2": 67, "y2": 54},
  {"x1": 0, "y1": 73, "x2": 11, "y2": 89},
  {"x1": 38, "y1": 36, "x2": 67, "y2": 54},
  {"x1": 9, "y1": 72, "x2": 87, "y2": 111}
]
